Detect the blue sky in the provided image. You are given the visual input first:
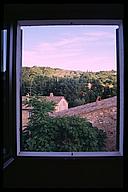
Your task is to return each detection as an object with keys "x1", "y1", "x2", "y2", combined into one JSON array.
[{"x1": 22, "y1": 25, "x2": 118, "y2": 72}]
